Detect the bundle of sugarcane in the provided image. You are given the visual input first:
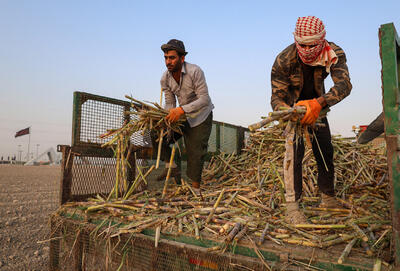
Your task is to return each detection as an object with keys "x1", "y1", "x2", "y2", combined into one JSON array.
[
  {"x1": 248, "y1": 106, "x2": 330, "y2": 131},
  {"x1": 100, "y1": 95, "x2": 186, "y2": 143},
  {"x1": 99, "y1": 95, "x2": 186, "y2": 199}
]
